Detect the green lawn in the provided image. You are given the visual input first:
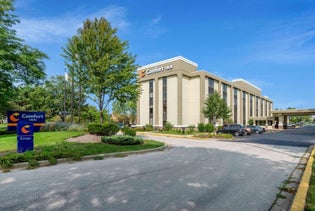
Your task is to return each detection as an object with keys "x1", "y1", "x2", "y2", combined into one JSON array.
[
  {"x1": 0, "y1": 131, "x2": 165, "y2": 169},
  {"x1": 0, "y1": 124, "x2": 6, "y2": 131},
  {"x1": 0, "y1": 131, "x2": 85, "y2": 152}
]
